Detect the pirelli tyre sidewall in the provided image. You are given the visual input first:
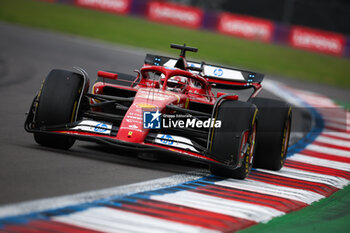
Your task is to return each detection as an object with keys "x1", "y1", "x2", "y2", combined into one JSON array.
[
  {"x1": 250, "y1": 97, "x2": 292, "y2": 171},
  {"x1": 209, "y1": 100, "x2": 258, "y2": 179},
  {"x1": 34, "y1": 69, "x2": 85, "y2": 149}
]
